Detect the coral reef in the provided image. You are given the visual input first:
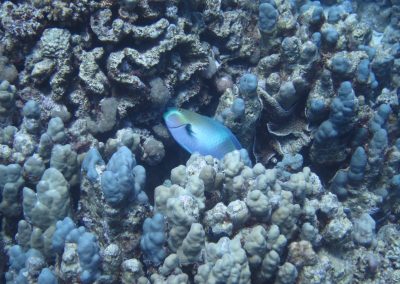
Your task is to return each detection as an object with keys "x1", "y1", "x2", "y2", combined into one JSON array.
[{"x1": 1, "y1": 0, "x2": 400, "y2": 283}]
